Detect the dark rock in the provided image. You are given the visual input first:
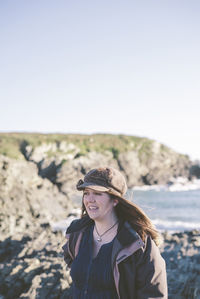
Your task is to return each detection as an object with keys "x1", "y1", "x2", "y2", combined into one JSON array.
[
  {"x1": 0, "y1": 227, "x2": 200, "y2": 298},
  {"x1": 190, "y1": 164, "x2": 200, "y2": 179},
  {"x1": 160, "y1": 230, "x2": 200, "y2": 299},
  {"x1": 0, "y1": 229, "x2": 72, "y2": 299}
]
